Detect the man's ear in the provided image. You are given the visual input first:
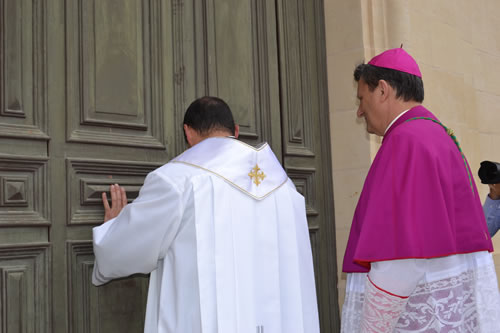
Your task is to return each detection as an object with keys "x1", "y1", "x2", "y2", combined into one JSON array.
[
  {"x1": 378, "y1": 79, "x2": 390, "y2": 102},
  {"x1": 184, "y1": 124, "x2": 194, "y2": 147},
  {"x1": 234, "y1": 124, "x2": 240, "y2": 139}
]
